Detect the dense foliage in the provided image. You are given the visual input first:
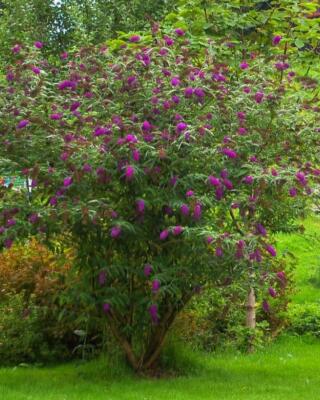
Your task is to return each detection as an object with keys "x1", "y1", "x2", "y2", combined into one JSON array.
[
  {"x1": 175, "y1": 252, "x2": 295, "y2": 350},
  {"x1": 0, "y1": 240, "x2": 79, "y2": 363},
  {"x1": 168, "y1": 1, "x2": 320, "y2": 67}
]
